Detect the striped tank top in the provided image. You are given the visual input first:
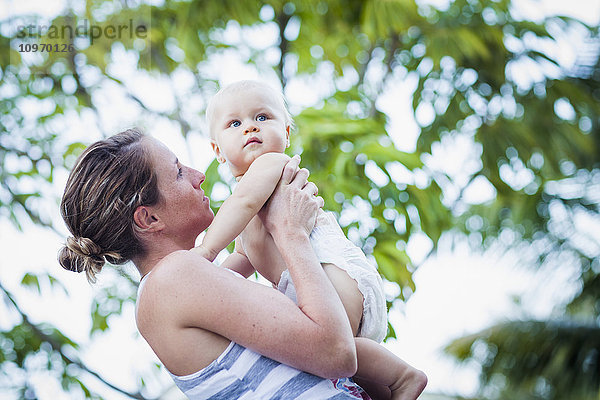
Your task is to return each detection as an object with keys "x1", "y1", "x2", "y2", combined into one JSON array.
[
  {"x1": 138, "y1": 269, "x2": 370, "y2": 399},
  {"x1": 168, "y1": 340, "x2": 370, "y2": 399}
]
